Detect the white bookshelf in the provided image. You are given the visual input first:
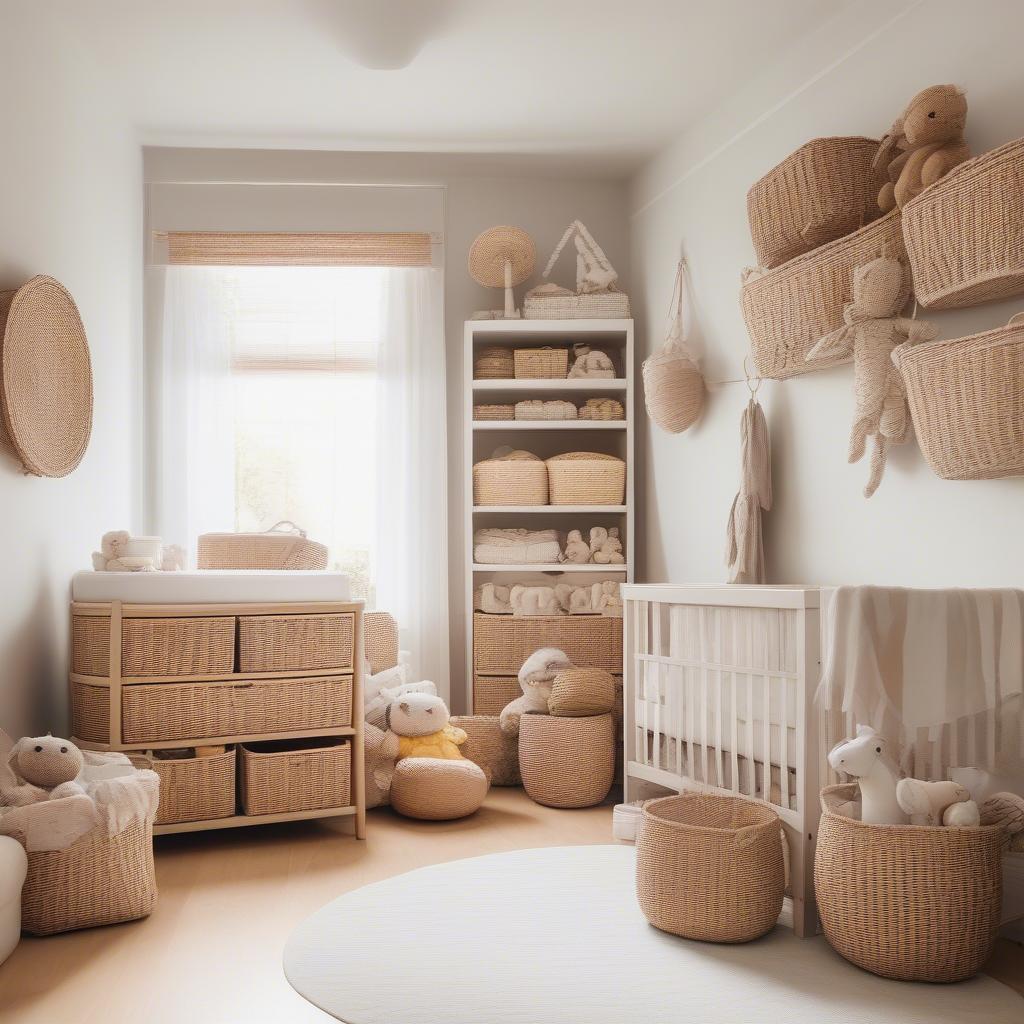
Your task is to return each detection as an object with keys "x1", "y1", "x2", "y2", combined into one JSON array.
[{"x1": 463, "y1": 318, "x2": 635, "y2": 711}]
